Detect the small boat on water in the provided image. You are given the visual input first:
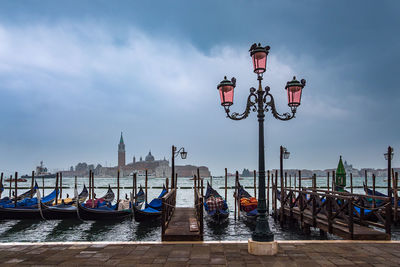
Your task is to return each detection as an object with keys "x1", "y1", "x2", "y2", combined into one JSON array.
[
  {"x1": 40, "y1": 185, "x2": 88, "y2": 220},
  {"x1": 235, "y1": 182, "x2": 258, "y2": 222},
  {"x1": 0, "y1": 182, "x2": 39, "y2": 206},
  {"x1": 204, "y1": 182, "x2": 229, "y2": 224},
  {"x1": 0, "y1": 188, "x2": 58, "y2": 220},
  {"x1": 133, "y1": 187, "x2": 167, "y2": 222},
  {"x1": 5, "y1": 178, "x2": 27, "y2": 183},
  {"x1": 77, "y1": 186, "x2": 132, "y2": 220}
]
